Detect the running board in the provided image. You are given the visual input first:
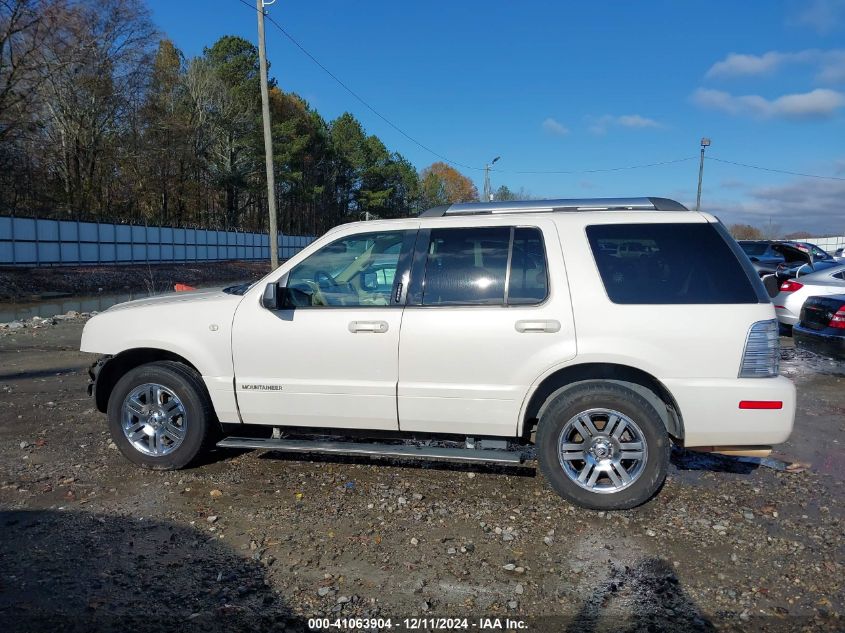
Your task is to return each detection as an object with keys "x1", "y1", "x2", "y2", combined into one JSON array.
[{"x1": 217, "y1": 437, "x2": 528, "y2": 465}]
